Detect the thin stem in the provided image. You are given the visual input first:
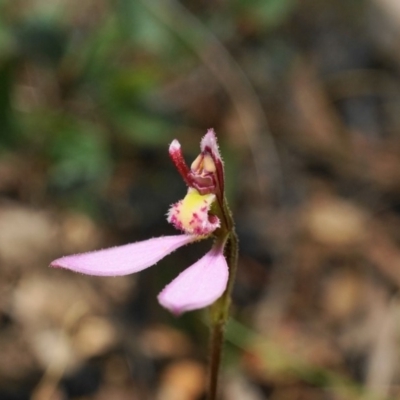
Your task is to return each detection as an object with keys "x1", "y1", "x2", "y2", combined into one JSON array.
[
  {"x1": 207, "y1": 220, "x2": 239, "y2": 400},
  {"x1": 208, "y1": 319, "x2": 225, "y2": 400}
]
